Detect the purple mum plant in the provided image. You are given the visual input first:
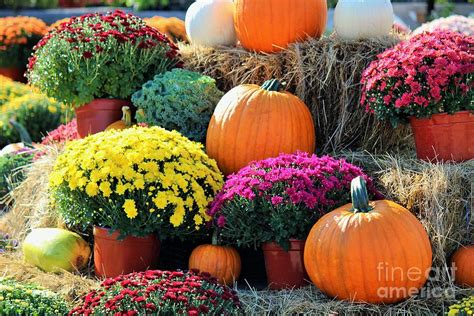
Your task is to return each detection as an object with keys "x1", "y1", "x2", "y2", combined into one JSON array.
[{"x1": 208, "y1": 152, "x2": 380, "y2": 250}]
